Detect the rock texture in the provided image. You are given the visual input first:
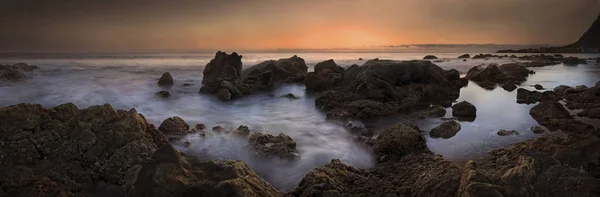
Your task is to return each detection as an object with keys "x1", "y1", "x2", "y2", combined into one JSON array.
[
  {"x1": 242, "y1": 55, "x2": 307, "y2": 89},
  {"x1": 0, "y1": 63, "x2": 38, "y2": 83},
  {"x1": 430, "y1": 120, "x2": 461, "y2": 139},
  {"x1": 157, "y1": 72, "x2": 174, "y2": 86},
  {"x1": 247, "y1": 132, "x2": 298, "y2": 159},
  {"x1": 452, "y1": 101, "x2": 477, "y2": 121},
  {"x1": 158, "y1": 116, "x2": 190, "y2": 136},
  {"x1": 465, "y1": 63, "x2": 534, "y2": 90},
  {"x1": 303, "y1": 60, "x2": 344, "y2": 91}
]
